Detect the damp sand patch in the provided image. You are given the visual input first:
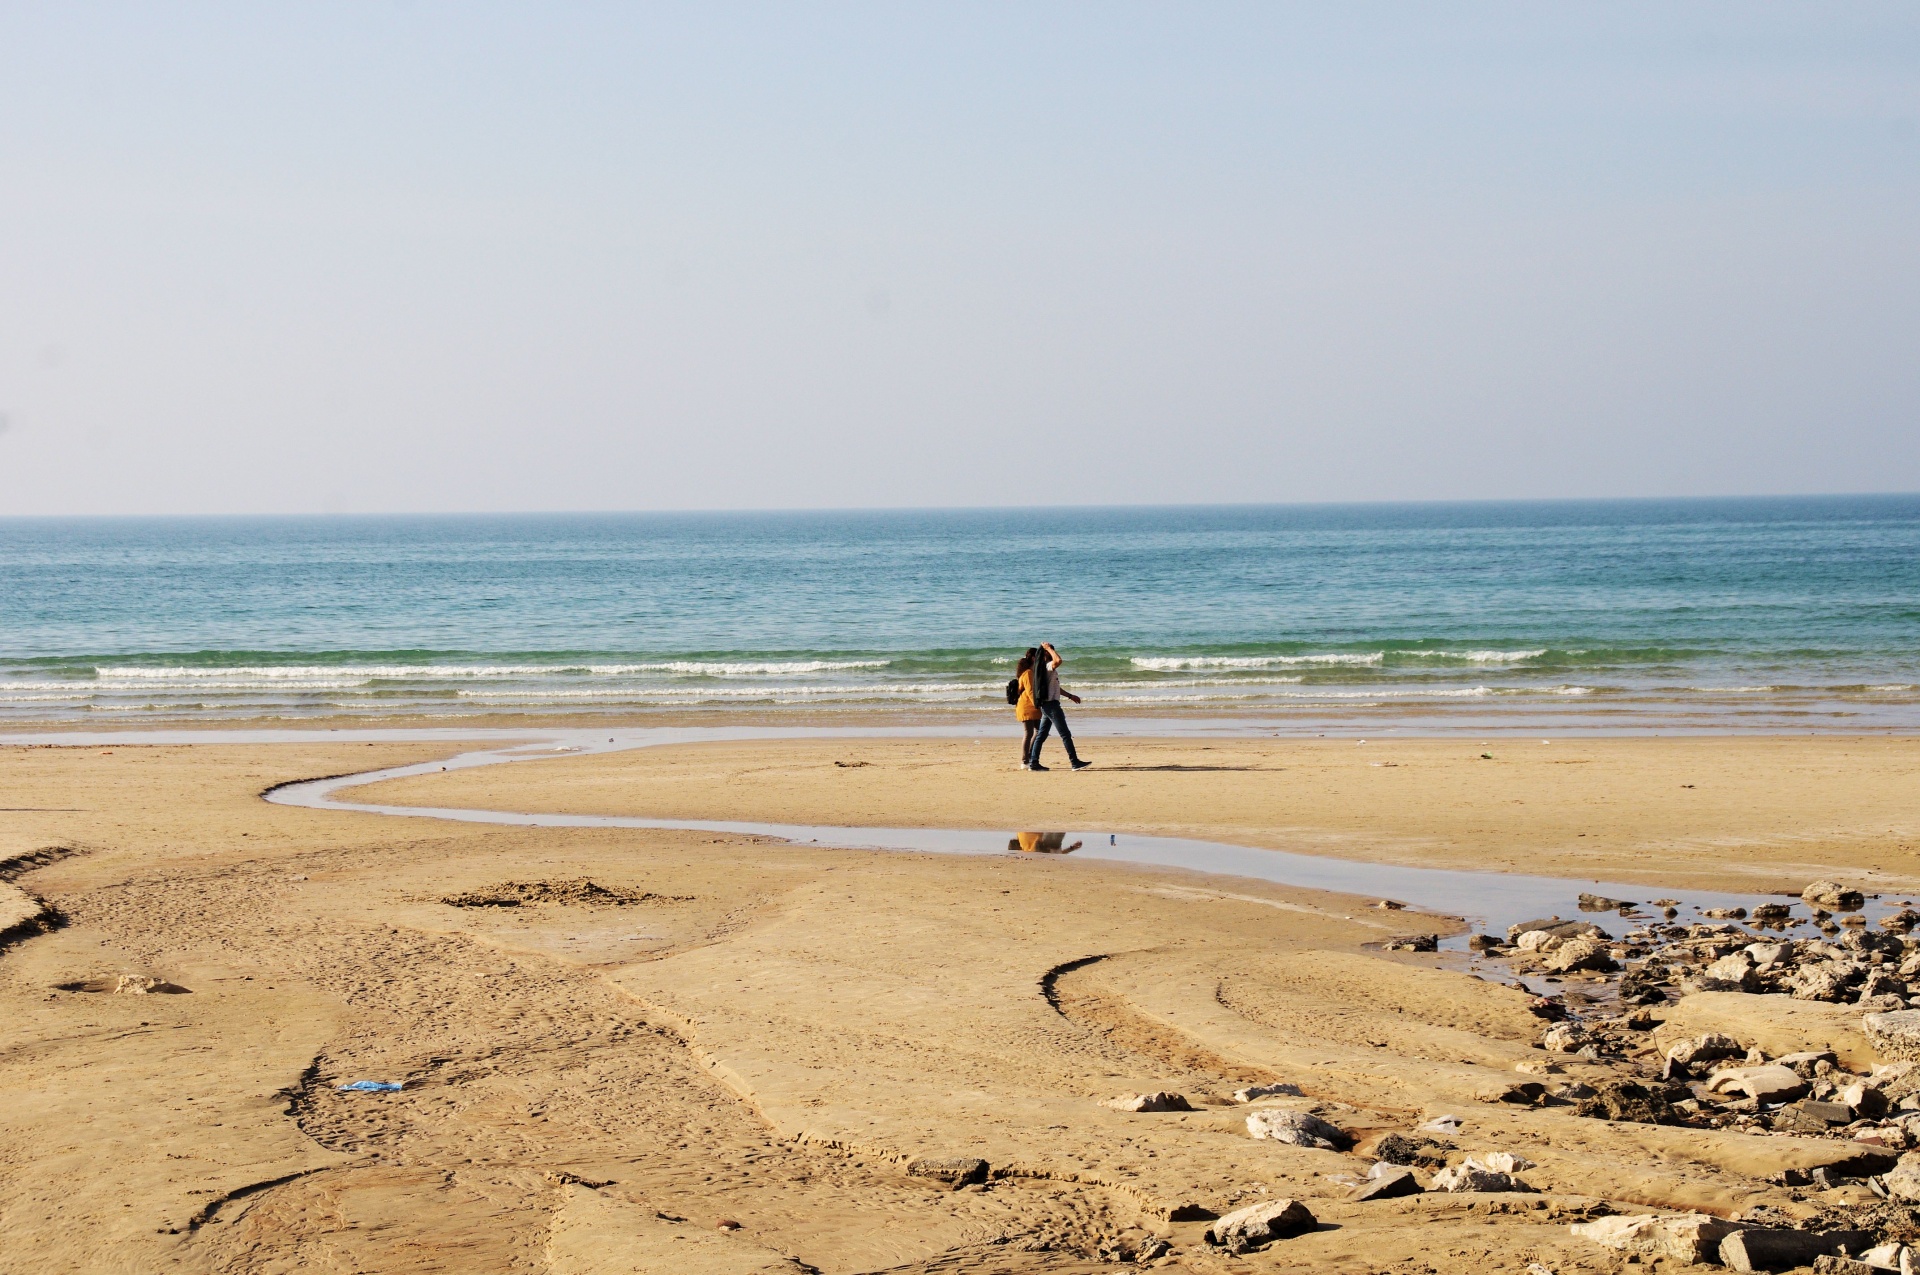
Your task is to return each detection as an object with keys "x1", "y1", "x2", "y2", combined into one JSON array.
[{"x1": 437, "y1": 878, "x2": 692, "y2": 909}]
